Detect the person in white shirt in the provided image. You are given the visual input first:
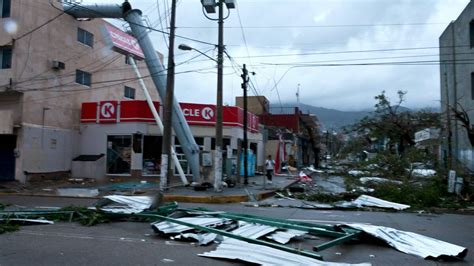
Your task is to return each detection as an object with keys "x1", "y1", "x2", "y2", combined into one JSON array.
[{"x1": 265, "y1": 155, "x2": 275, "y2": 184}]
